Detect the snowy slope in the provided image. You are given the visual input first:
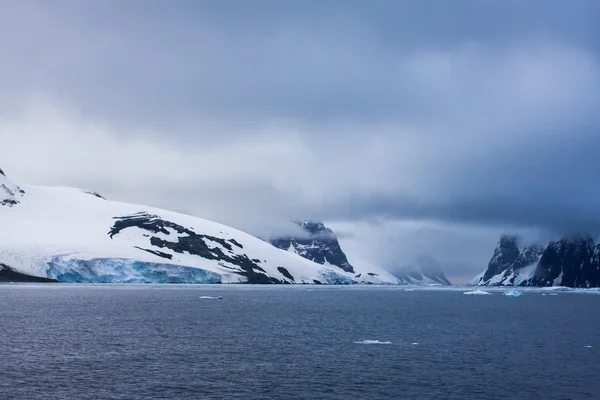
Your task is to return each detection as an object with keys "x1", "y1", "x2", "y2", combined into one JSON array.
[
  {"x1": 0, "y1": 170, "x2": 376, "y2": 284},
  {"x1": 269, "y1": 220, "x2": 399, "y2": 284}
]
